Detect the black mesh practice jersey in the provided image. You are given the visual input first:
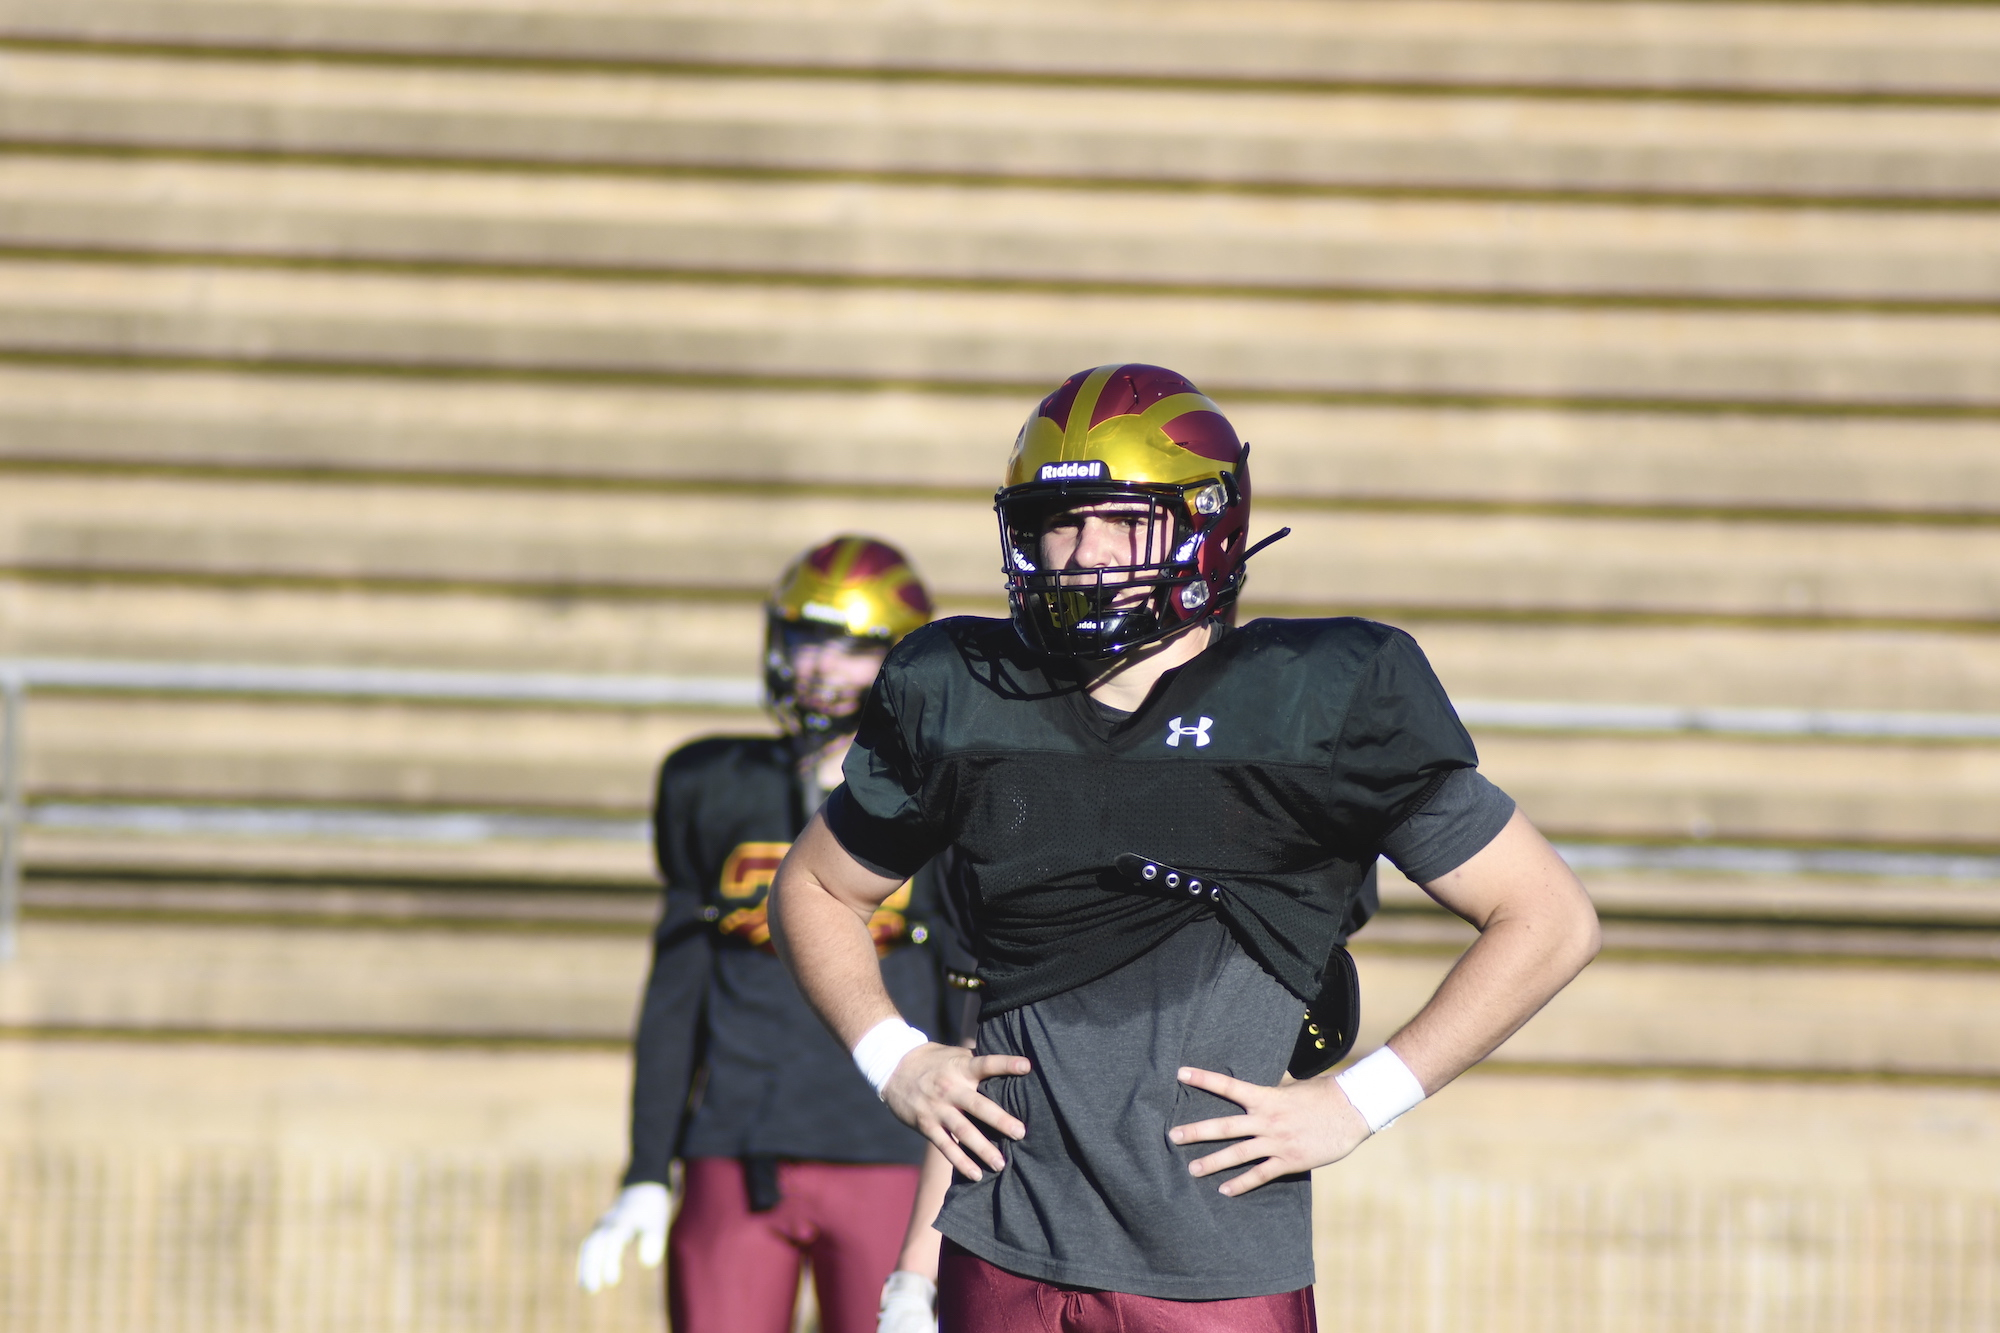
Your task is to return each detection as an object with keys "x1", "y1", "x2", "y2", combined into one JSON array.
[
  {"x1": 622, "y1": 735, "x2": 951, "y2": 1185},
  {"x1": 826, "y1": 616, "x2": 1479, "y2": 1014}
]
